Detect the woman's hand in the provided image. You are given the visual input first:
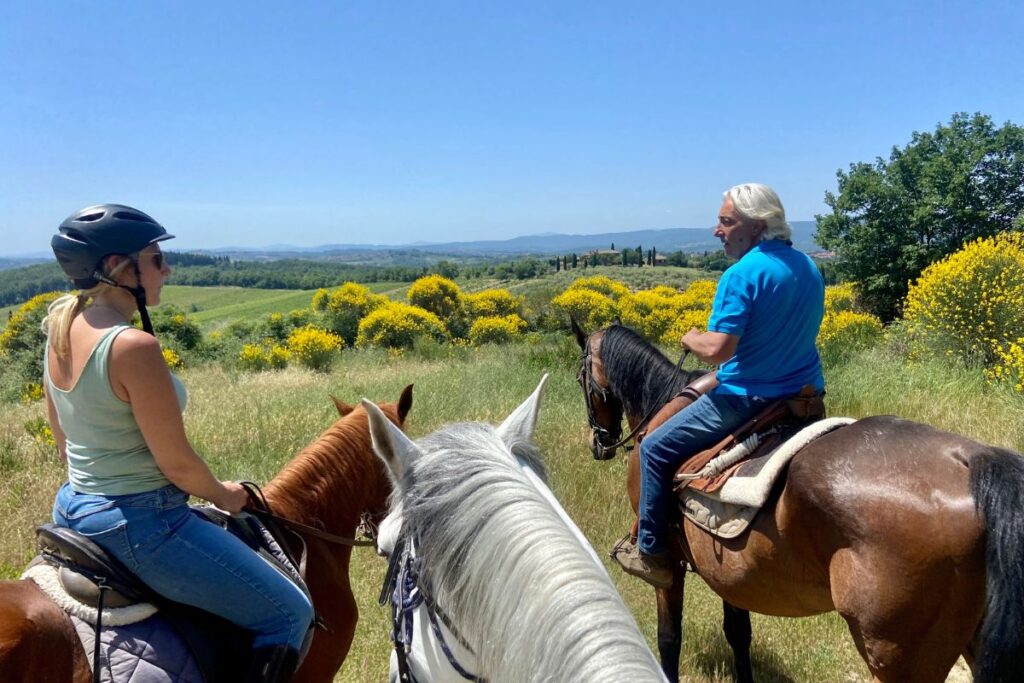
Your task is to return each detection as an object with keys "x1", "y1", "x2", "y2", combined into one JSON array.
[{"x1": 216, "y1": 481, "x2": 251, "y2": 513}]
